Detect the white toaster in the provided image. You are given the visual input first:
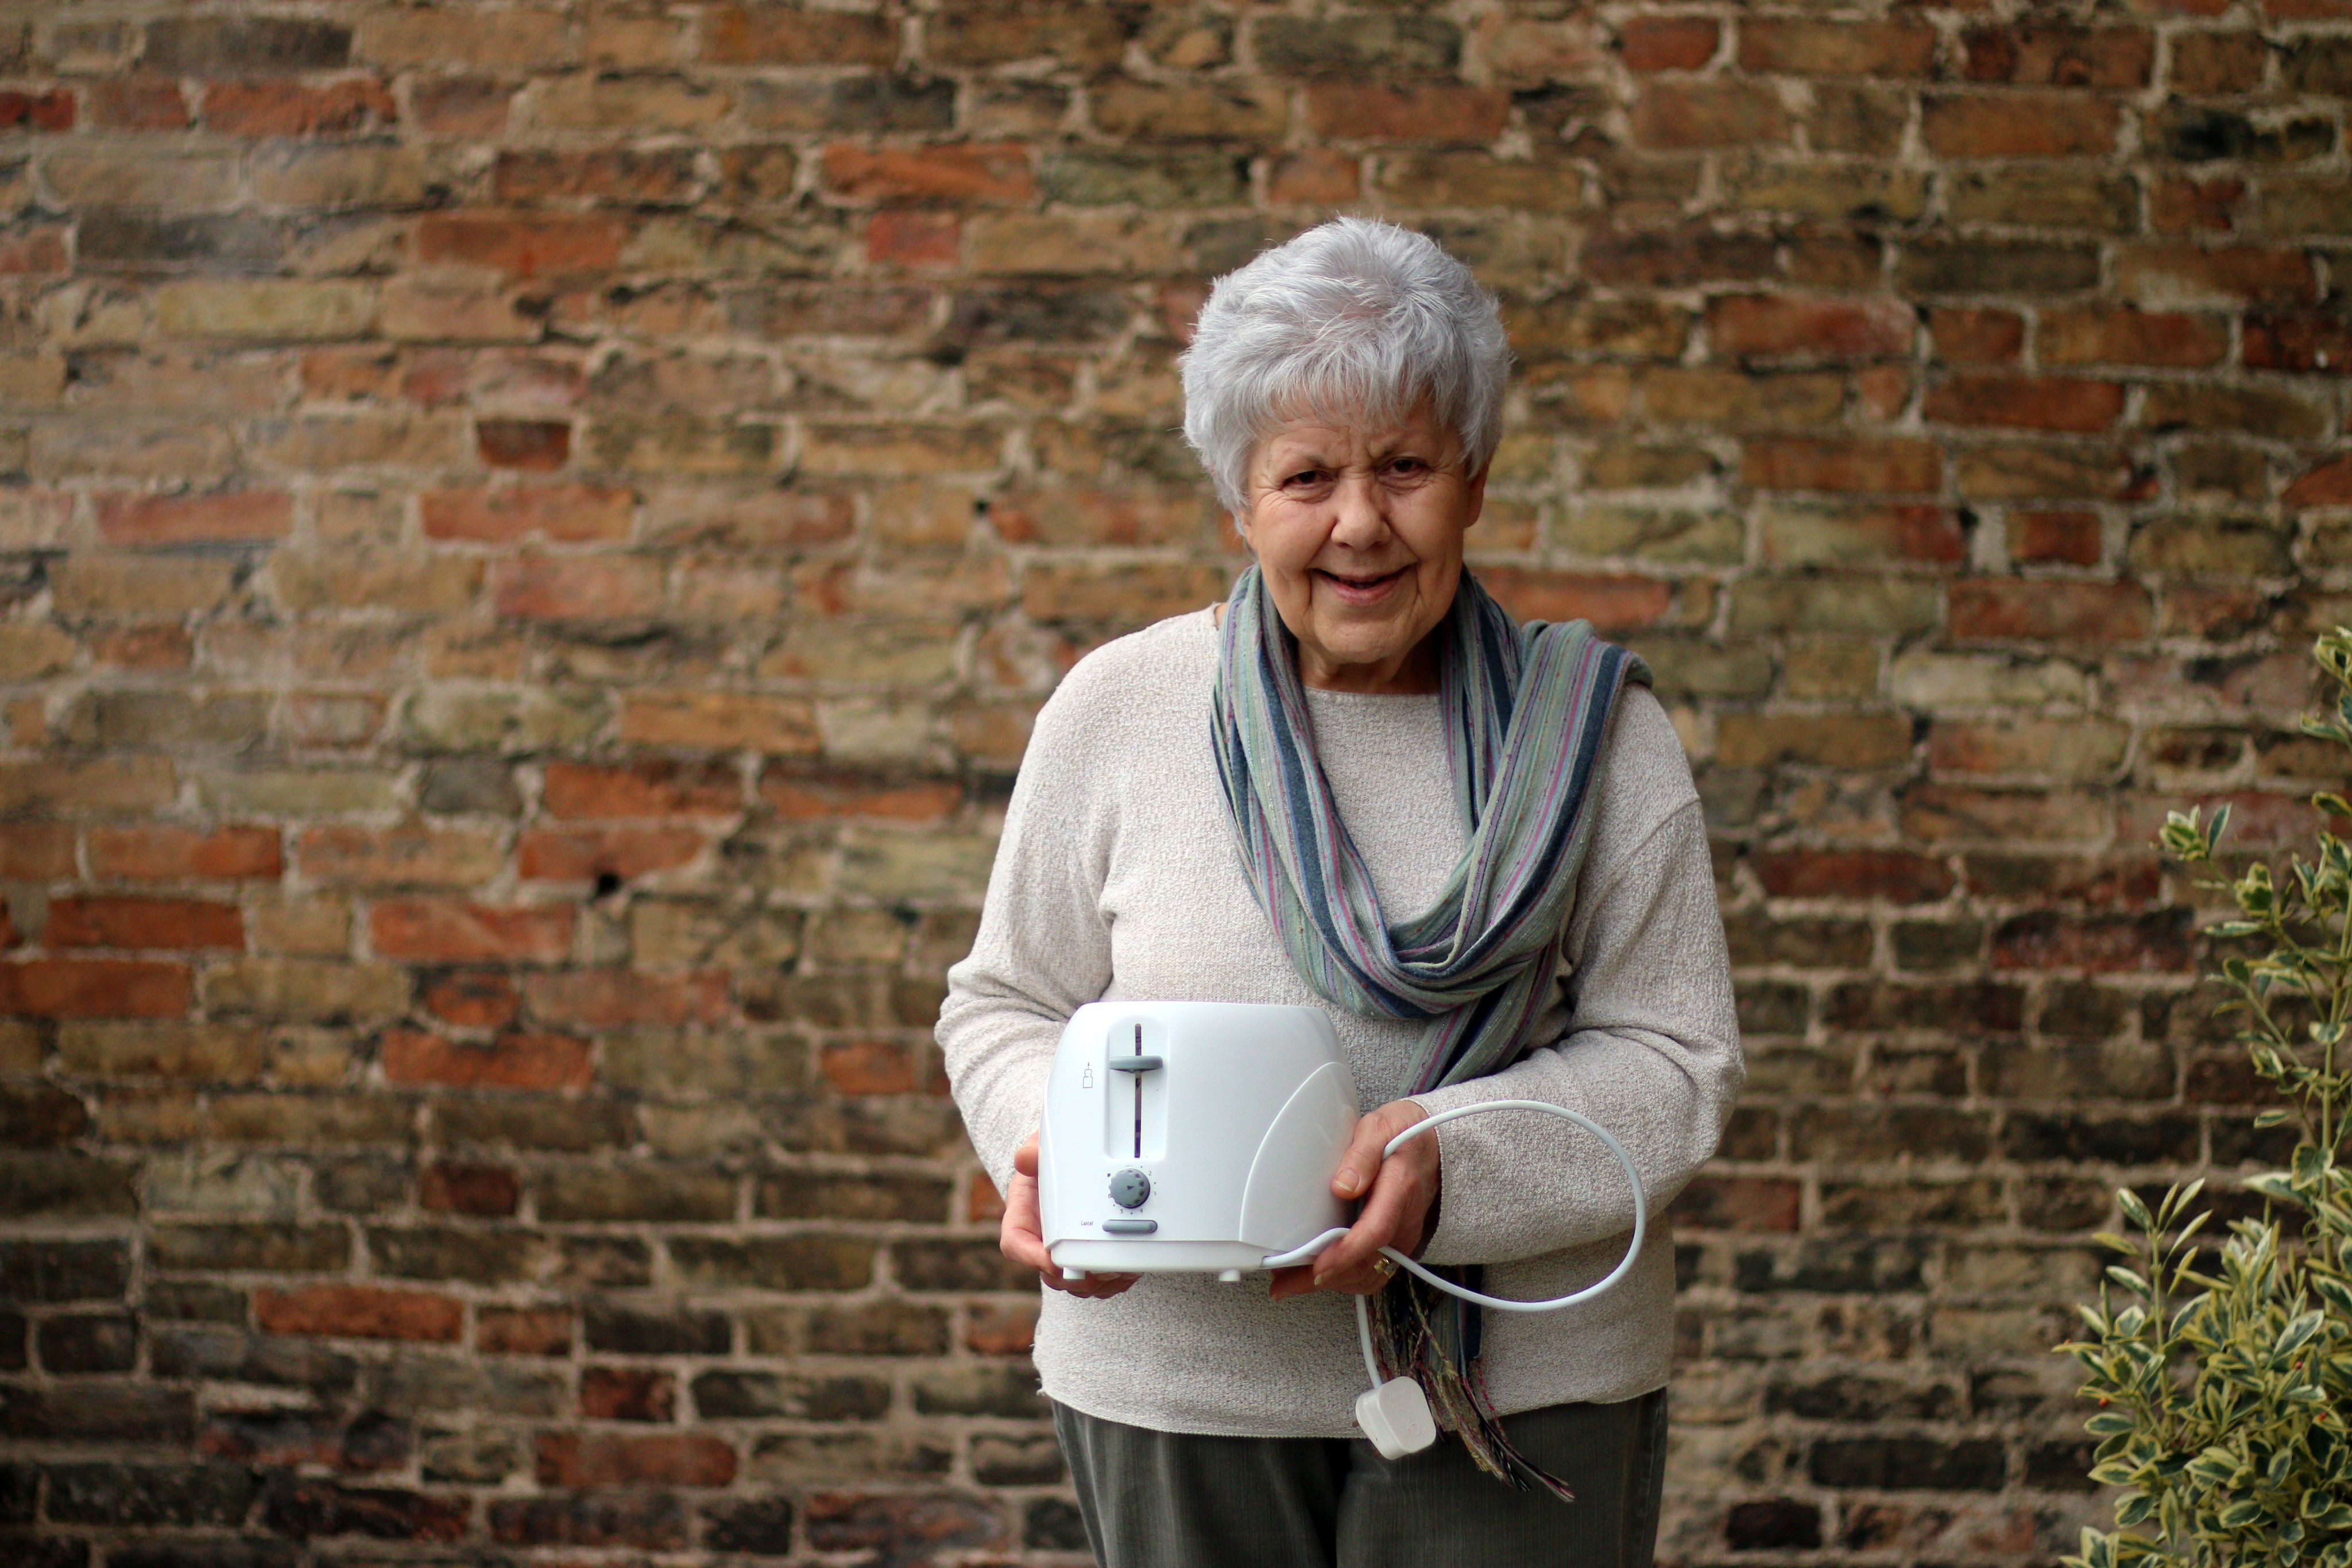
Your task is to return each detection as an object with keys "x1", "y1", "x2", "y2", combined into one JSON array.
[{"x1": 1036, "y1": 999, "x2": 1359, "y2": 1280}]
